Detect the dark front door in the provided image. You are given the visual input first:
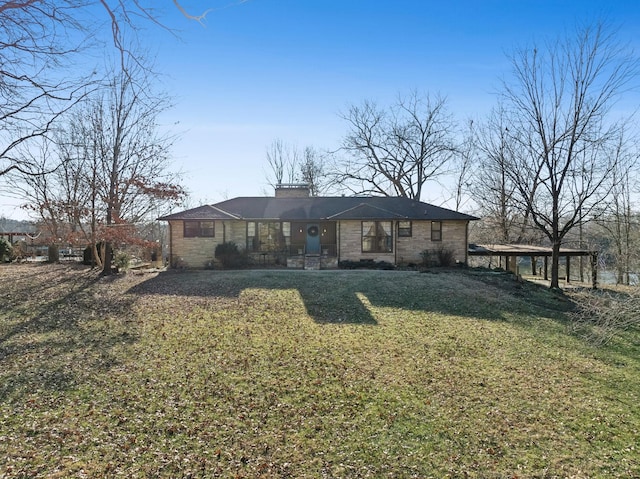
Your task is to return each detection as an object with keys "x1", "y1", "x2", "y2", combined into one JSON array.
[{"x1": 306, "y1": 224, "x2": 320, "y2": 254}]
